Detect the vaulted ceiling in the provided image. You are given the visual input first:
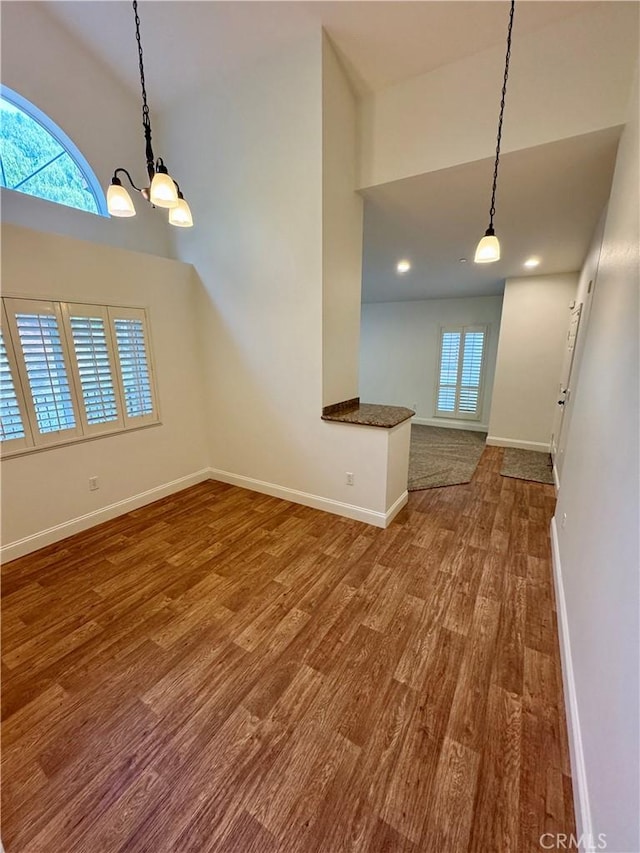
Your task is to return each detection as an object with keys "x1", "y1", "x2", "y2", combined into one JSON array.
[
  {"x1": 44, "y1": 1, "x2": 596, "y2": 105},
  {"x1": 40, "y1": 1, "x2": 635, "y2": 302}
]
